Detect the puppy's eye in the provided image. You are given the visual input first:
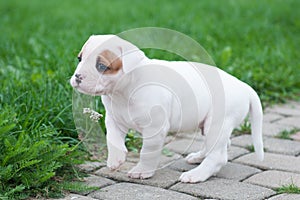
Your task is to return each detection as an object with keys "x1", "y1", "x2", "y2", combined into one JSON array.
[{"x1": 96, "y1": 62, "x2": 110, "y2": 73}]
